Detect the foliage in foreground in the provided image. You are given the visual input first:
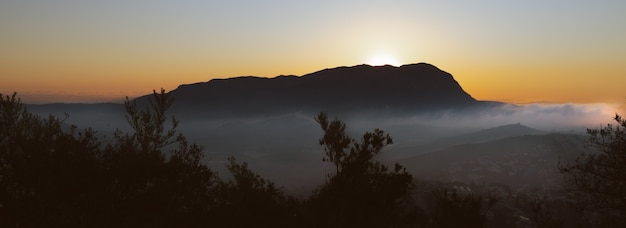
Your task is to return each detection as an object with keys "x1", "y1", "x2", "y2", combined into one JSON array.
[
  {"x1": 0, "y1": 91, "x2": 506, "y2": 227},
  {"x1": 559, "y1": 114, "x2": 626, "y2": 227},
  {"x1": 0, "y1": 91, "x2": 295, "y2": 227},
  {"x1": 307, "y1": 112, "x2": 418, "y2": 227}
]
